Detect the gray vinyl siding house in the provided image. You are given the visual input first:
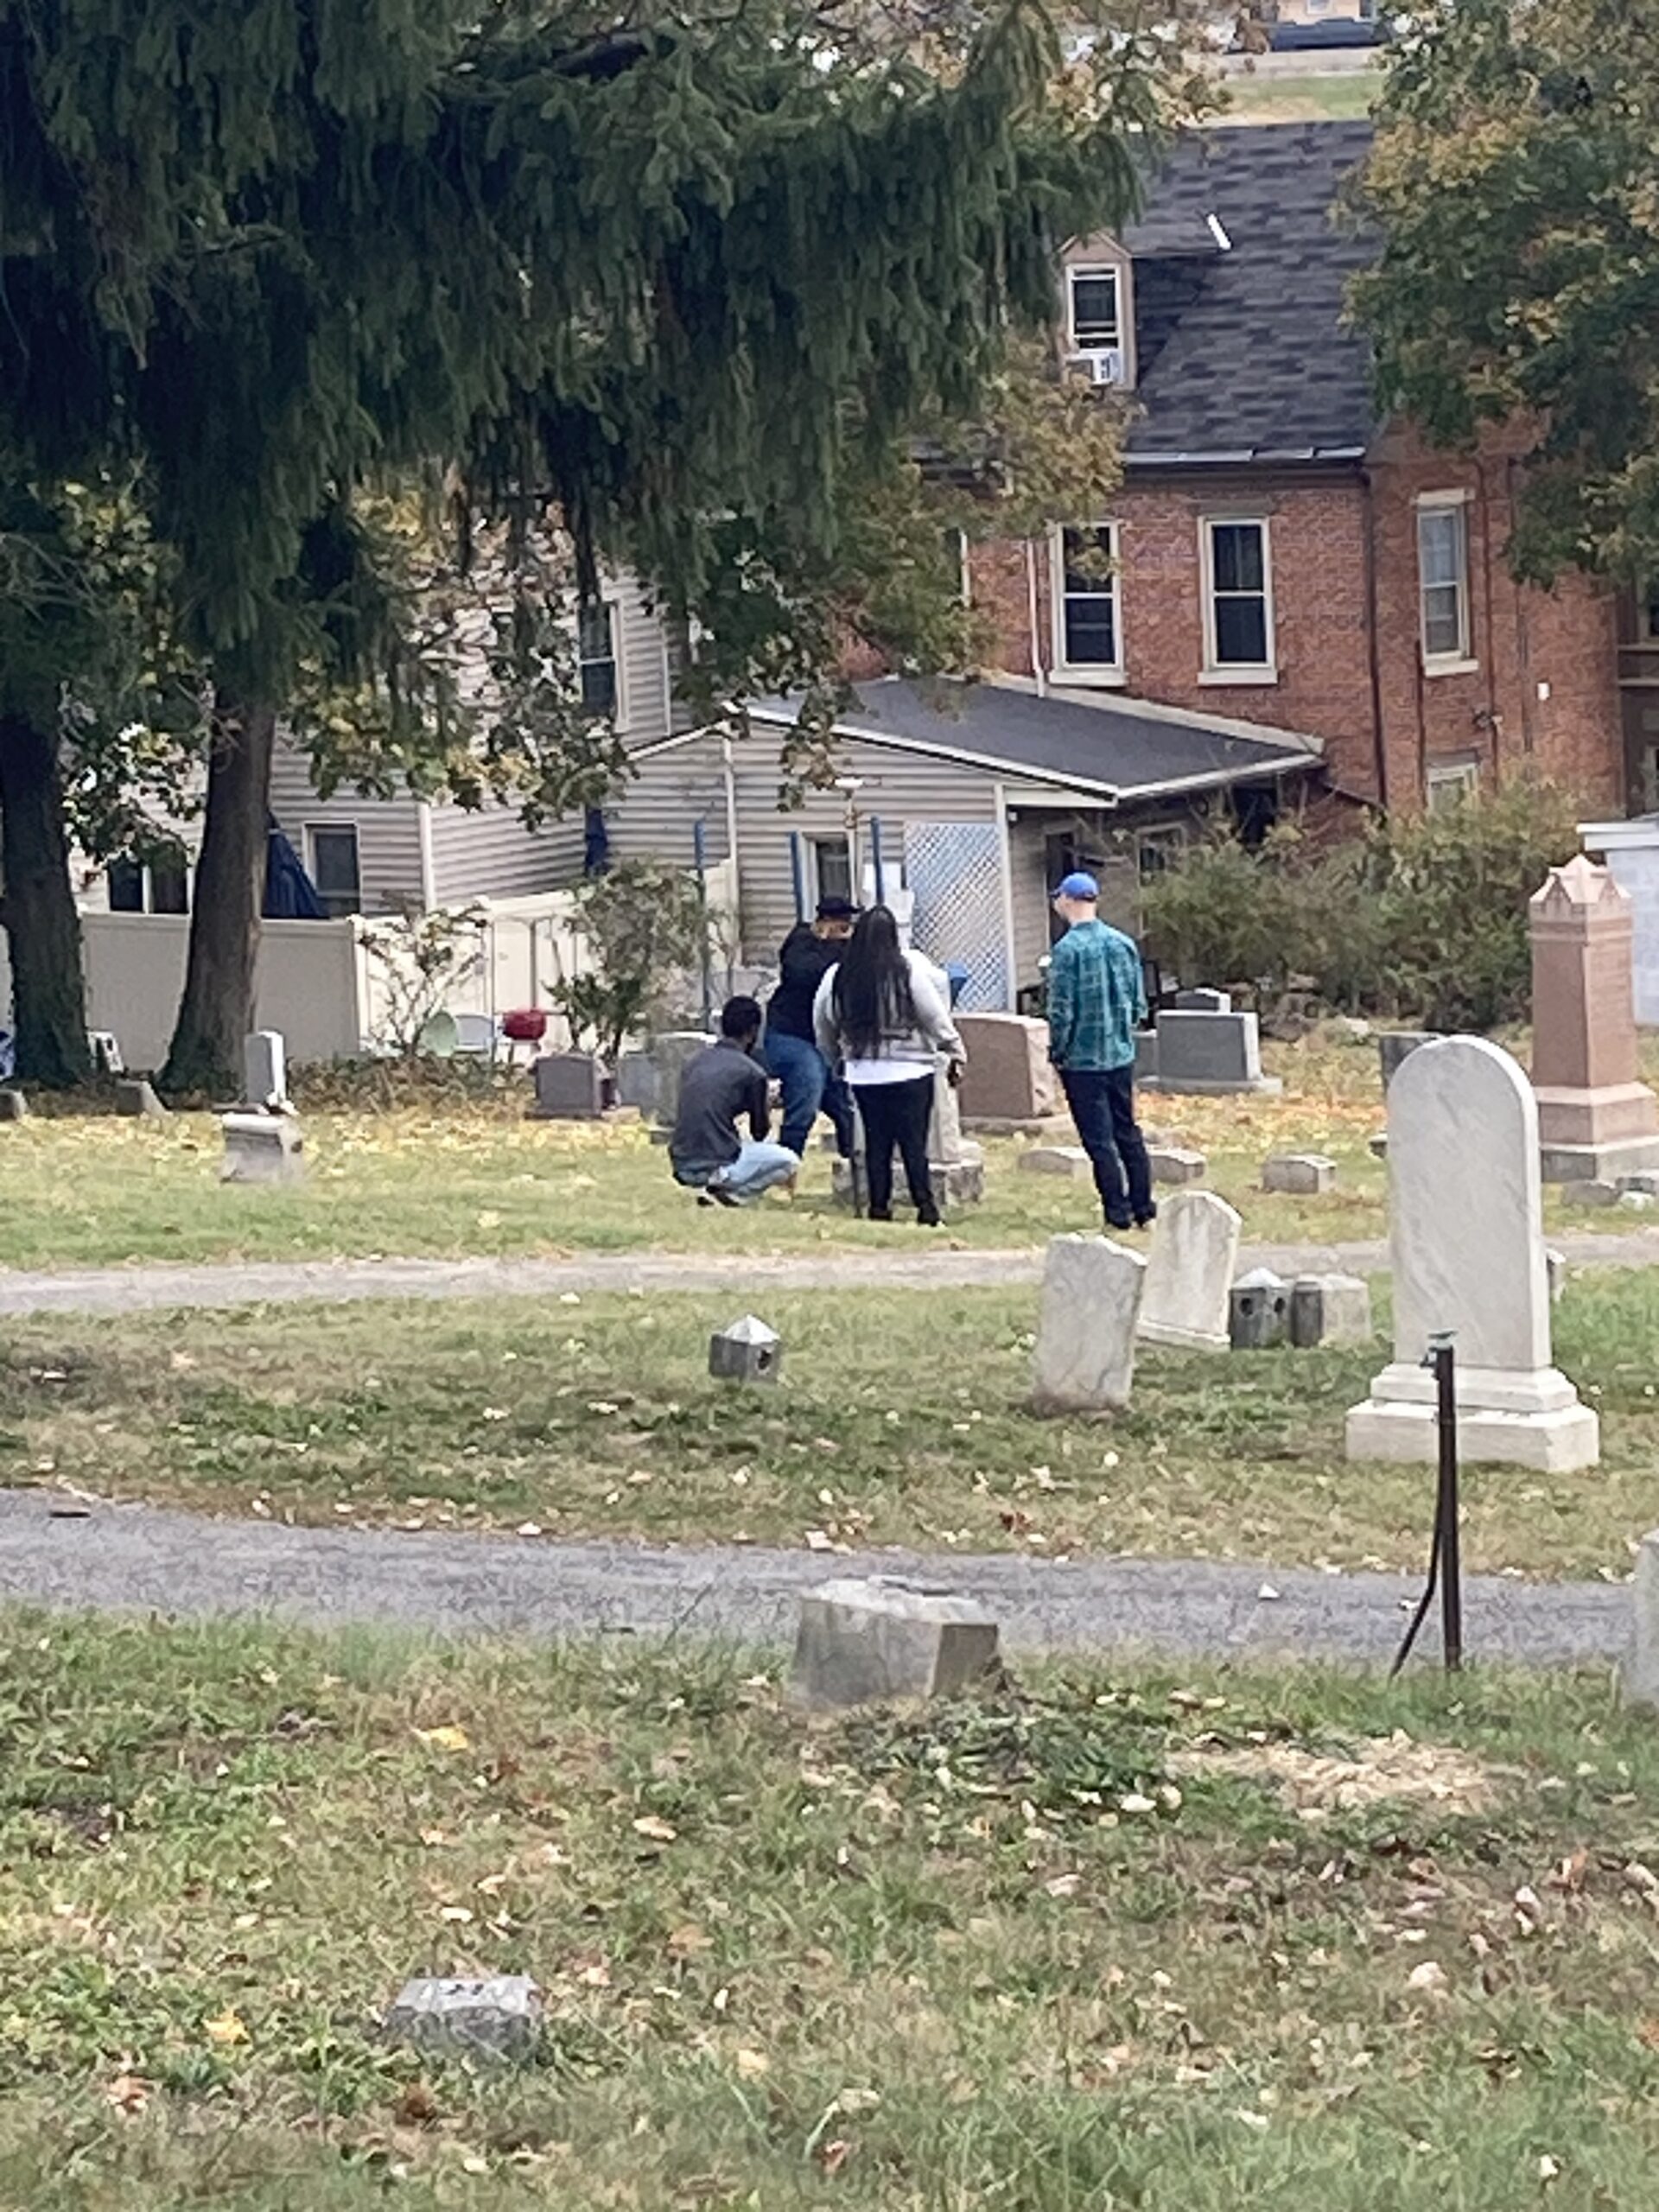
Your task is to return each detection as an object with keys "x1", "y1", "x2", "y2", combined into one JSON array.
[
  {"x1": 607, "y1": 676, "x2": 1325, "y2": 1010},
  {"x1": 268, "y1": 572, "x2": 675, "y2": 915}
]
